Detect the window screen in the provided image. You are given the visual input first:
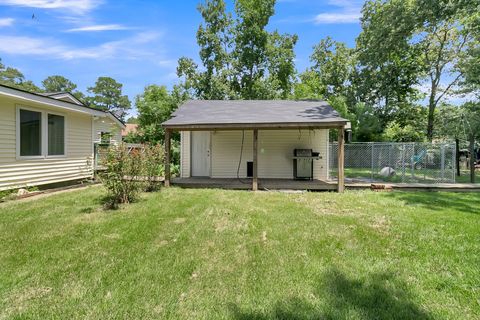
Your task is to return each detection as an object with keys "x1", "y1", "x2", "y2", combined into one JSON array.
[
  {"x1": 20, "y1": 109, "x2": 42, "y2": 156},
  {"x1": 48, "y1": 114, "x2": 65, "y2": 156}
]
